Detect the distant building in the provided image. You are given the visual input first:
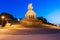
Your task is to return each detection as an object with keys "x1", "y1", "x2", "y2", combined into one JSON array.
[
  {"x1": 25, "y1": 4, "x2": 36, "y2": 19},
  {"x1": 20, "y1": 3, "x2": 42, "y2": 27}
]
